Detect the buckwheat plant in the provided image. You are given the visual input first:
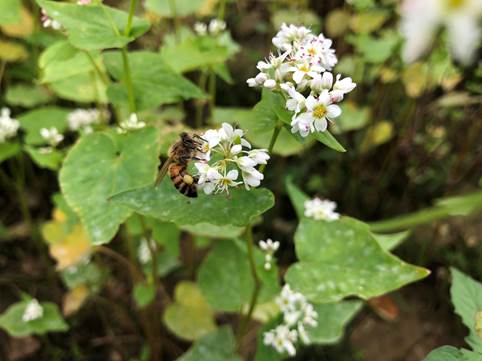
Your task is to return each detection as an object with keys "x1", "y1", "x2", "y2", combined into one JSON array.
[
  {"x1": 194, "y1": 123, "x2": 269, "y2": 194},
  {"x1": 247, "y1": 23, "x2": 356, "y2": 137}
]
